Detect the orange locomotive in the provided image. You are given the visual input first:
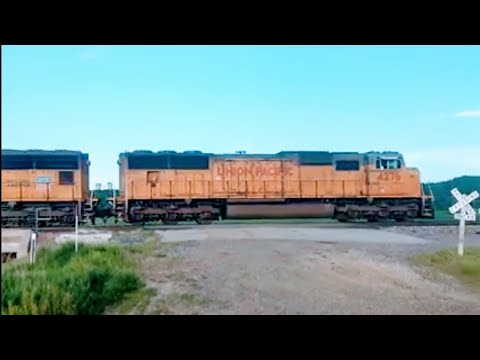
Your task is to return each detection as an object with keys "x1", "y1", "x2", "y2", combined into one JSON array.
[
  {"x1": 114, "y1": 150, "x2": 434, "y2": 224},
  {"x1": 1, "y1": 150, "x2": 91, "y2": 227}
]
